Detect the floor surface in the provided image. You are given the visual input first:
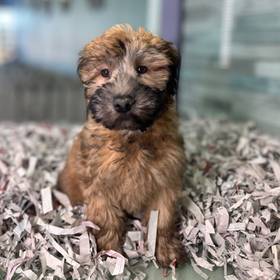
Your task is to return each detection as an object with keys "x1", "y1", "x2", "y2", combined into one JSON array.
[{"x1": 146, "y1": 264, "x2": 227, "y2": 280}]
